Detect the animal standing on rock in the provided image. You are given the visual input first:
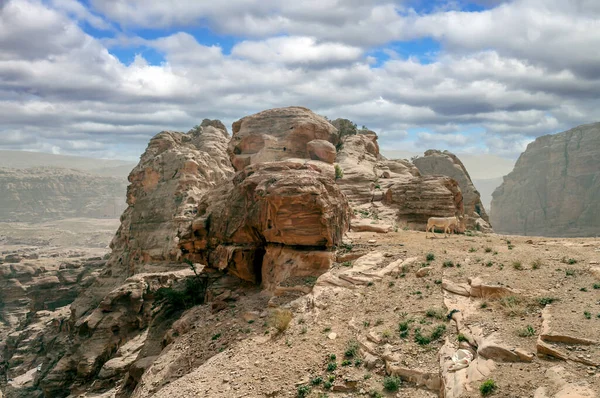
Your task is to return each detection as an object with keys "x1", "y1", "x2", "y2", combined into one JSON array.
[{"x1": 426, "y1": 216, "x2": 462, "y2": 238}]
